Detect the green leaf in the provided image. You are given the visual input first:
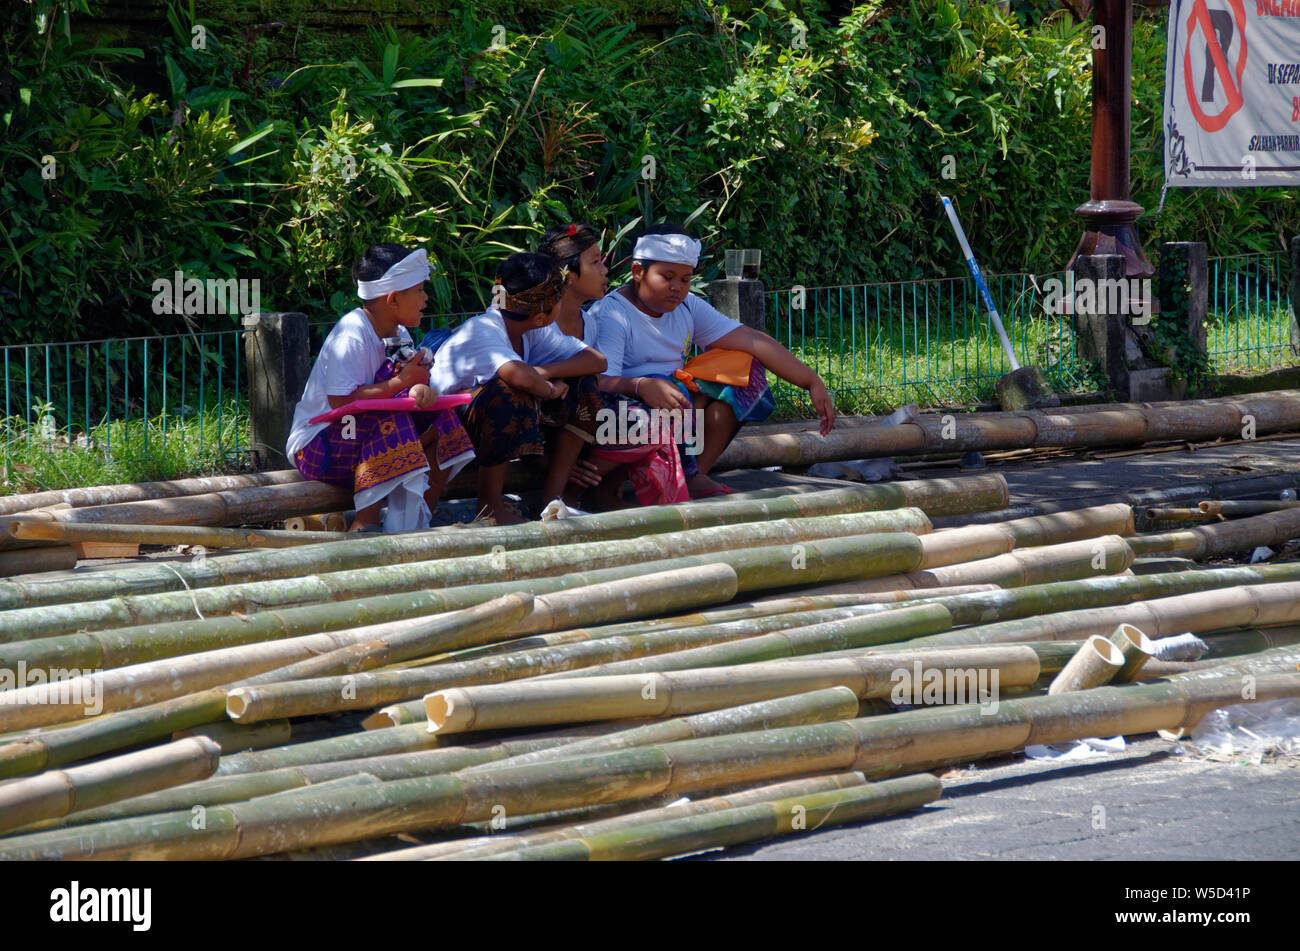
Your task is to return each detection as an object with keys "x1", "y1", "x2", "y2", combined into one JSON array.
[{"x1": 390, "y1": 78, "x2": 444, "y2": 89}]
